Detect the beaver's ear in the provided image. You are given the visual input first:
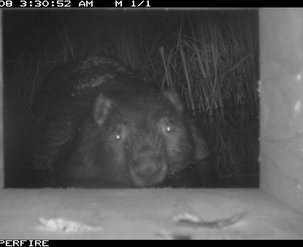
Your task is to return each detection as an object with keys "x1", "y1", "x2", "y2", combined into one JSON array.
[
  {"x1": 162, "y1": 87, "x2": 184, "y2": 113},
  {"x1": 93, "y1": 93, "x2": 115, "y2": 126}
]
